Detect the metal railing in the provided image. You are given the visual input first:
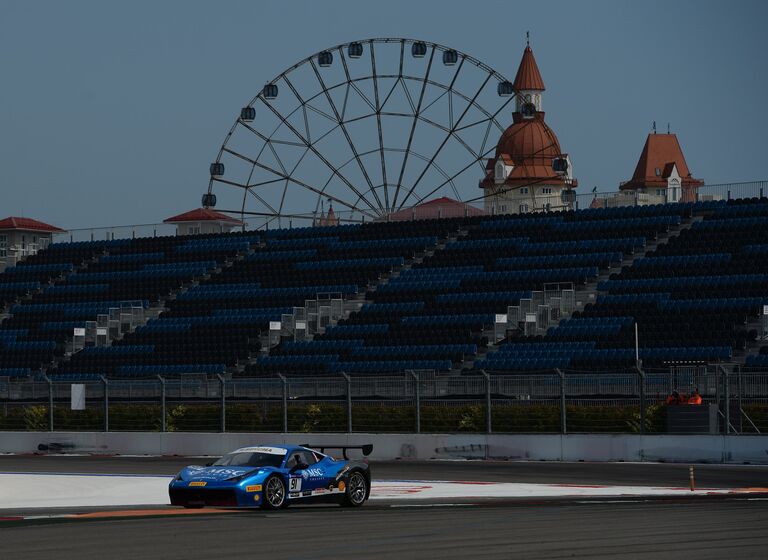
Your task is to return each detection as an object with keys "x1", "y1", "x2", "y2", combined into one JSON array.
[
  {"x1": 47, "y1": 180, "x2": 768, "y2": 244},
  {"x1": 1, "y1": 368, "x2": 765, "y2": 435}
]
